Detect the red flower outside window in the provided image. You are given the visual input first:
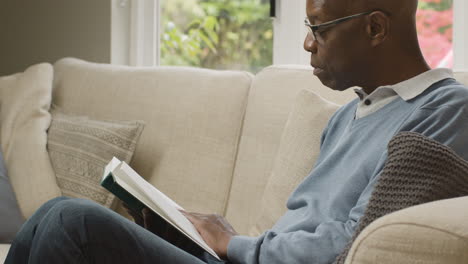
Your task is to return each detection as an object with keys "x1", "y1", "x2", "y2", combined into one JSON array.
[{"x1": 416, "y1": 0, "x2": 453, "y2": 68}]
